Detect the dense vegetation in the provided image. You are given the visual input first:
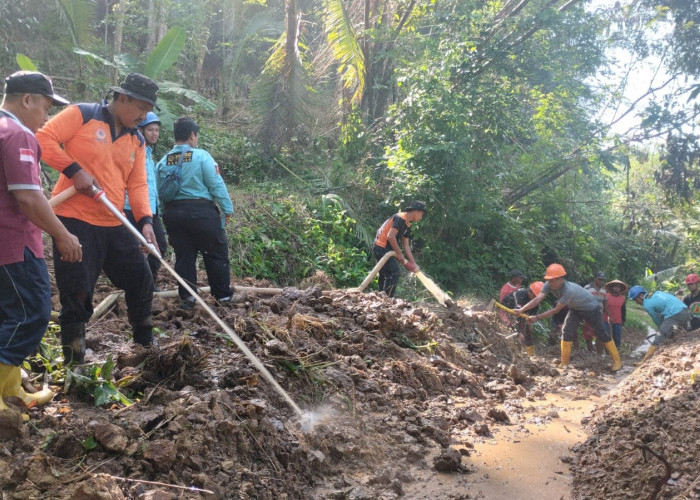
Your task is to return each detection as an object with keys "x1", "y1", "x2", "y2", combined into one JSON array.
[{"x1": 2, "y1": 0, "x2": 699, "y2": 297}]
